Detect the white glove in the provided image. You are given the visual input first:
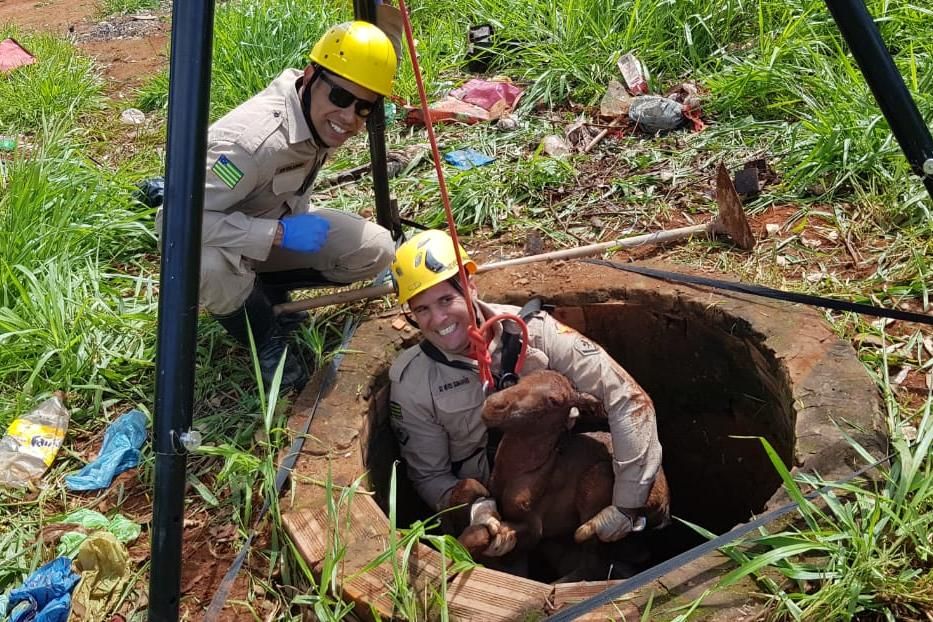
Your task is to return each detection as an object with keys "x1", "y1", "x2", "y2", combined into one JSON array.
[
  {"x1": 574, "y1": 506, "x2": 646, "y2": 543},
  {"x1": 469, "y1": 497, "x2": 501, "y2": 534}
]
